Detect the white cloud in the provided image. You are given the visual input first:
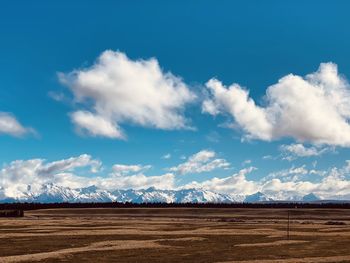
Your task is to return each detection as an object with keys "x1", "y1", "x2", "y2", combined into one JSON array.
[
  {"x1": 48, "y1": 91, "x2": 66, "y2": 102},
  {"x1": 168, "y1": 150, "x2": 230, "y2": 175},
  {"x1": 2, "y1": 154, "x2": 350, "y2": 200},
  {"x1": 0, "y1": 112, "x2": 34, "y2": 137},
  {"x1": 59, "y1": 50, "x2": 196, "y2": 139},
  {"x1": 262, "y1": 155, "x2": 274, "y2": 160},
  {"x1": 162, "y1": 153, "x2": 171, "y2": 159},
  {"x1": 261, "y1": 174, "x2": 350, "y2": 200},
  {"x1": 94, "y1": 173, "x2": 175, "y2": 191},
  {"x1": 205, "y1": 131, "x2": 220, "y2": 143},
  {"x1": 0, "y1": 154, "x2": 101, "y2": 198},
  {"x1": 280, "y1": 143, "x2": 332, "y2": 161},
  {"x1": 259, "y1": 162, "x2": 350, "y2": 199},
  {"x1": 242, "y1": 159, "x2": 252, "y2": 166},
  {"x1": 41, "y1": 154, "x2": 102, "y2": 174},
  {"x1": 111, "y1": 164, "x2": 151, "y2": 176},
  {"x1": 183, "y1": 161, "x2": 350, "y2": 199},
  {"x1": 0, "y1": 155, "x2": 174, "y2": 197},
  {"x1": 71, "y1": 111, "x2": 124, "y2": 139},
  {"x1": 203, "y1": 63, "x2": 350, "y2": 146},
  {"x1": 39, "y1": 170, "x2": 174, "y2": 192},
  {"x1": 184, "y1": 167, "x2": 258, "y2": 195},
  {"x1": 262, "y1": 165, "x2": 310, "y2": 183}
]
